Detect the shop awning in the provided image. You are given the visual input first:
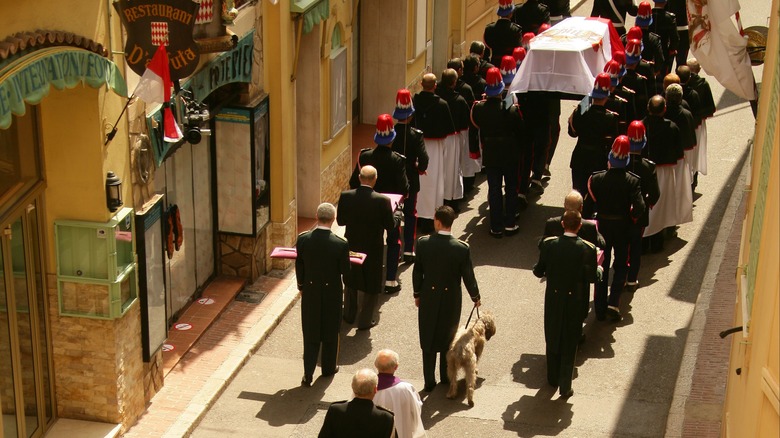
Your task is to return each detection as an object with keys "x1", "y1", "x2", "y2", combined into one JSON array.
[
  {"x1": 184, "y1": 30, "x2": 255, "y2": 102},
  {"x1": 0, "y1": 46, "x2": 127, "y2": 129},
  {"x1": 291, "y1": 0, "x2": 330, "y2": 34}
]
